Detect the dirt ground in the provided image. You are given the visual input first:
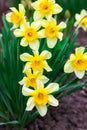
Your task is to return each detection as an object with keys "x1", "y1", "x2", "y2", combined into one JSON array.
[
  {"x1": 0, "y1": 0, "x2": 87, "y2": 130},
  {"x1": 0, "y1": 0, "x2": 9, "y2": 32}
]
